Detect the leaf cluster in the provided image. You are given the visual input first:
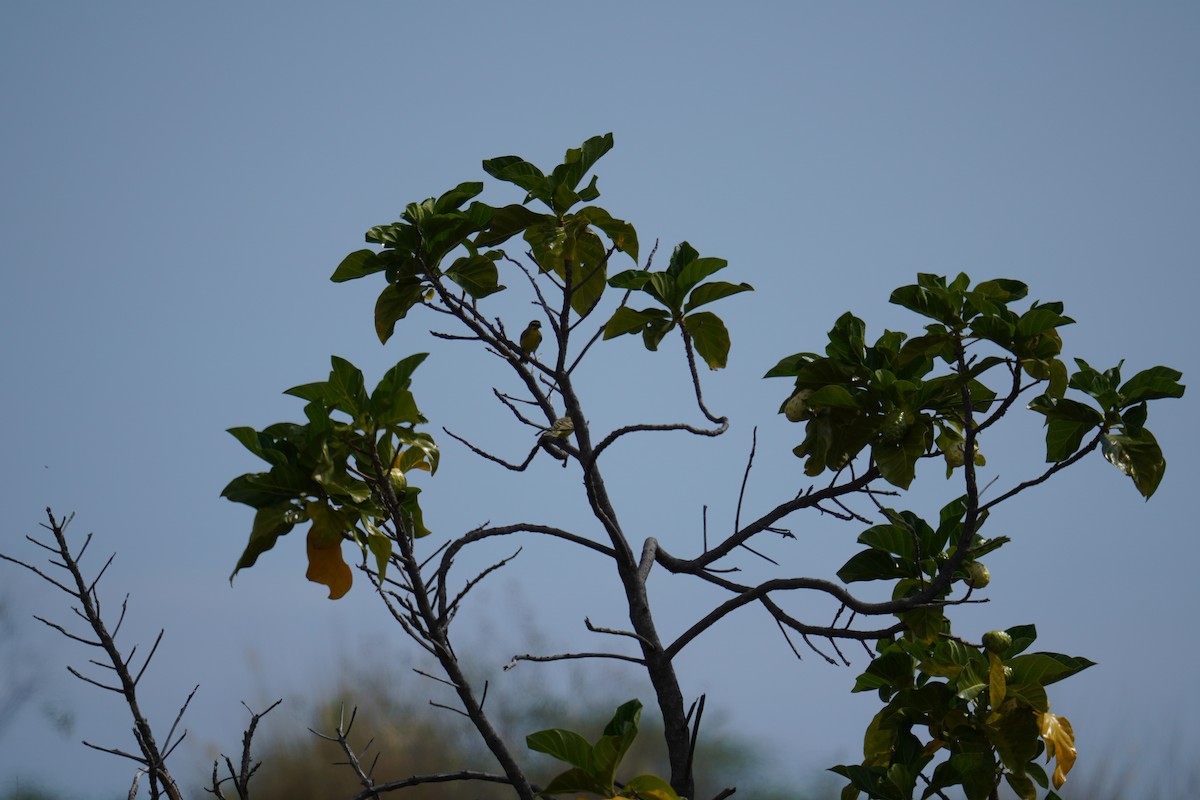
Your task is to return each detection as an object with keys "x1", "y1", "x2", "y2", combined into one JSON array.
[
  {"x1": 528, "y1": 700, "x2": 682, "y2": 800},
  {"x1": 834, "y1": 624, "x2": 1090, "y2": 800},
  {"x1": 221, "y1": 355, "x2": 438, "y2": 597}
]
